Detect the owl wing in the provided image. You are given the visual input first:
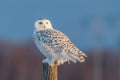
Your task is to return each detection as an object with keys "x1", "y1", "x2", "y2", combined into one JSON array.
[{"x1": 34, "y1": 29, "x2": 87, "y2": 63}]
